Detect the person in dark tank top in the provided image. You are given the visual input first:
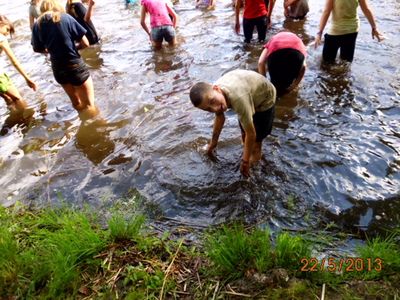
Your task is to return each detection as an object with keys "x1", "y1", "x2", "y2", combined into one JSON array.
[{"x1": 66, "y1": 0, "x2": 99, "y2": 45}]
